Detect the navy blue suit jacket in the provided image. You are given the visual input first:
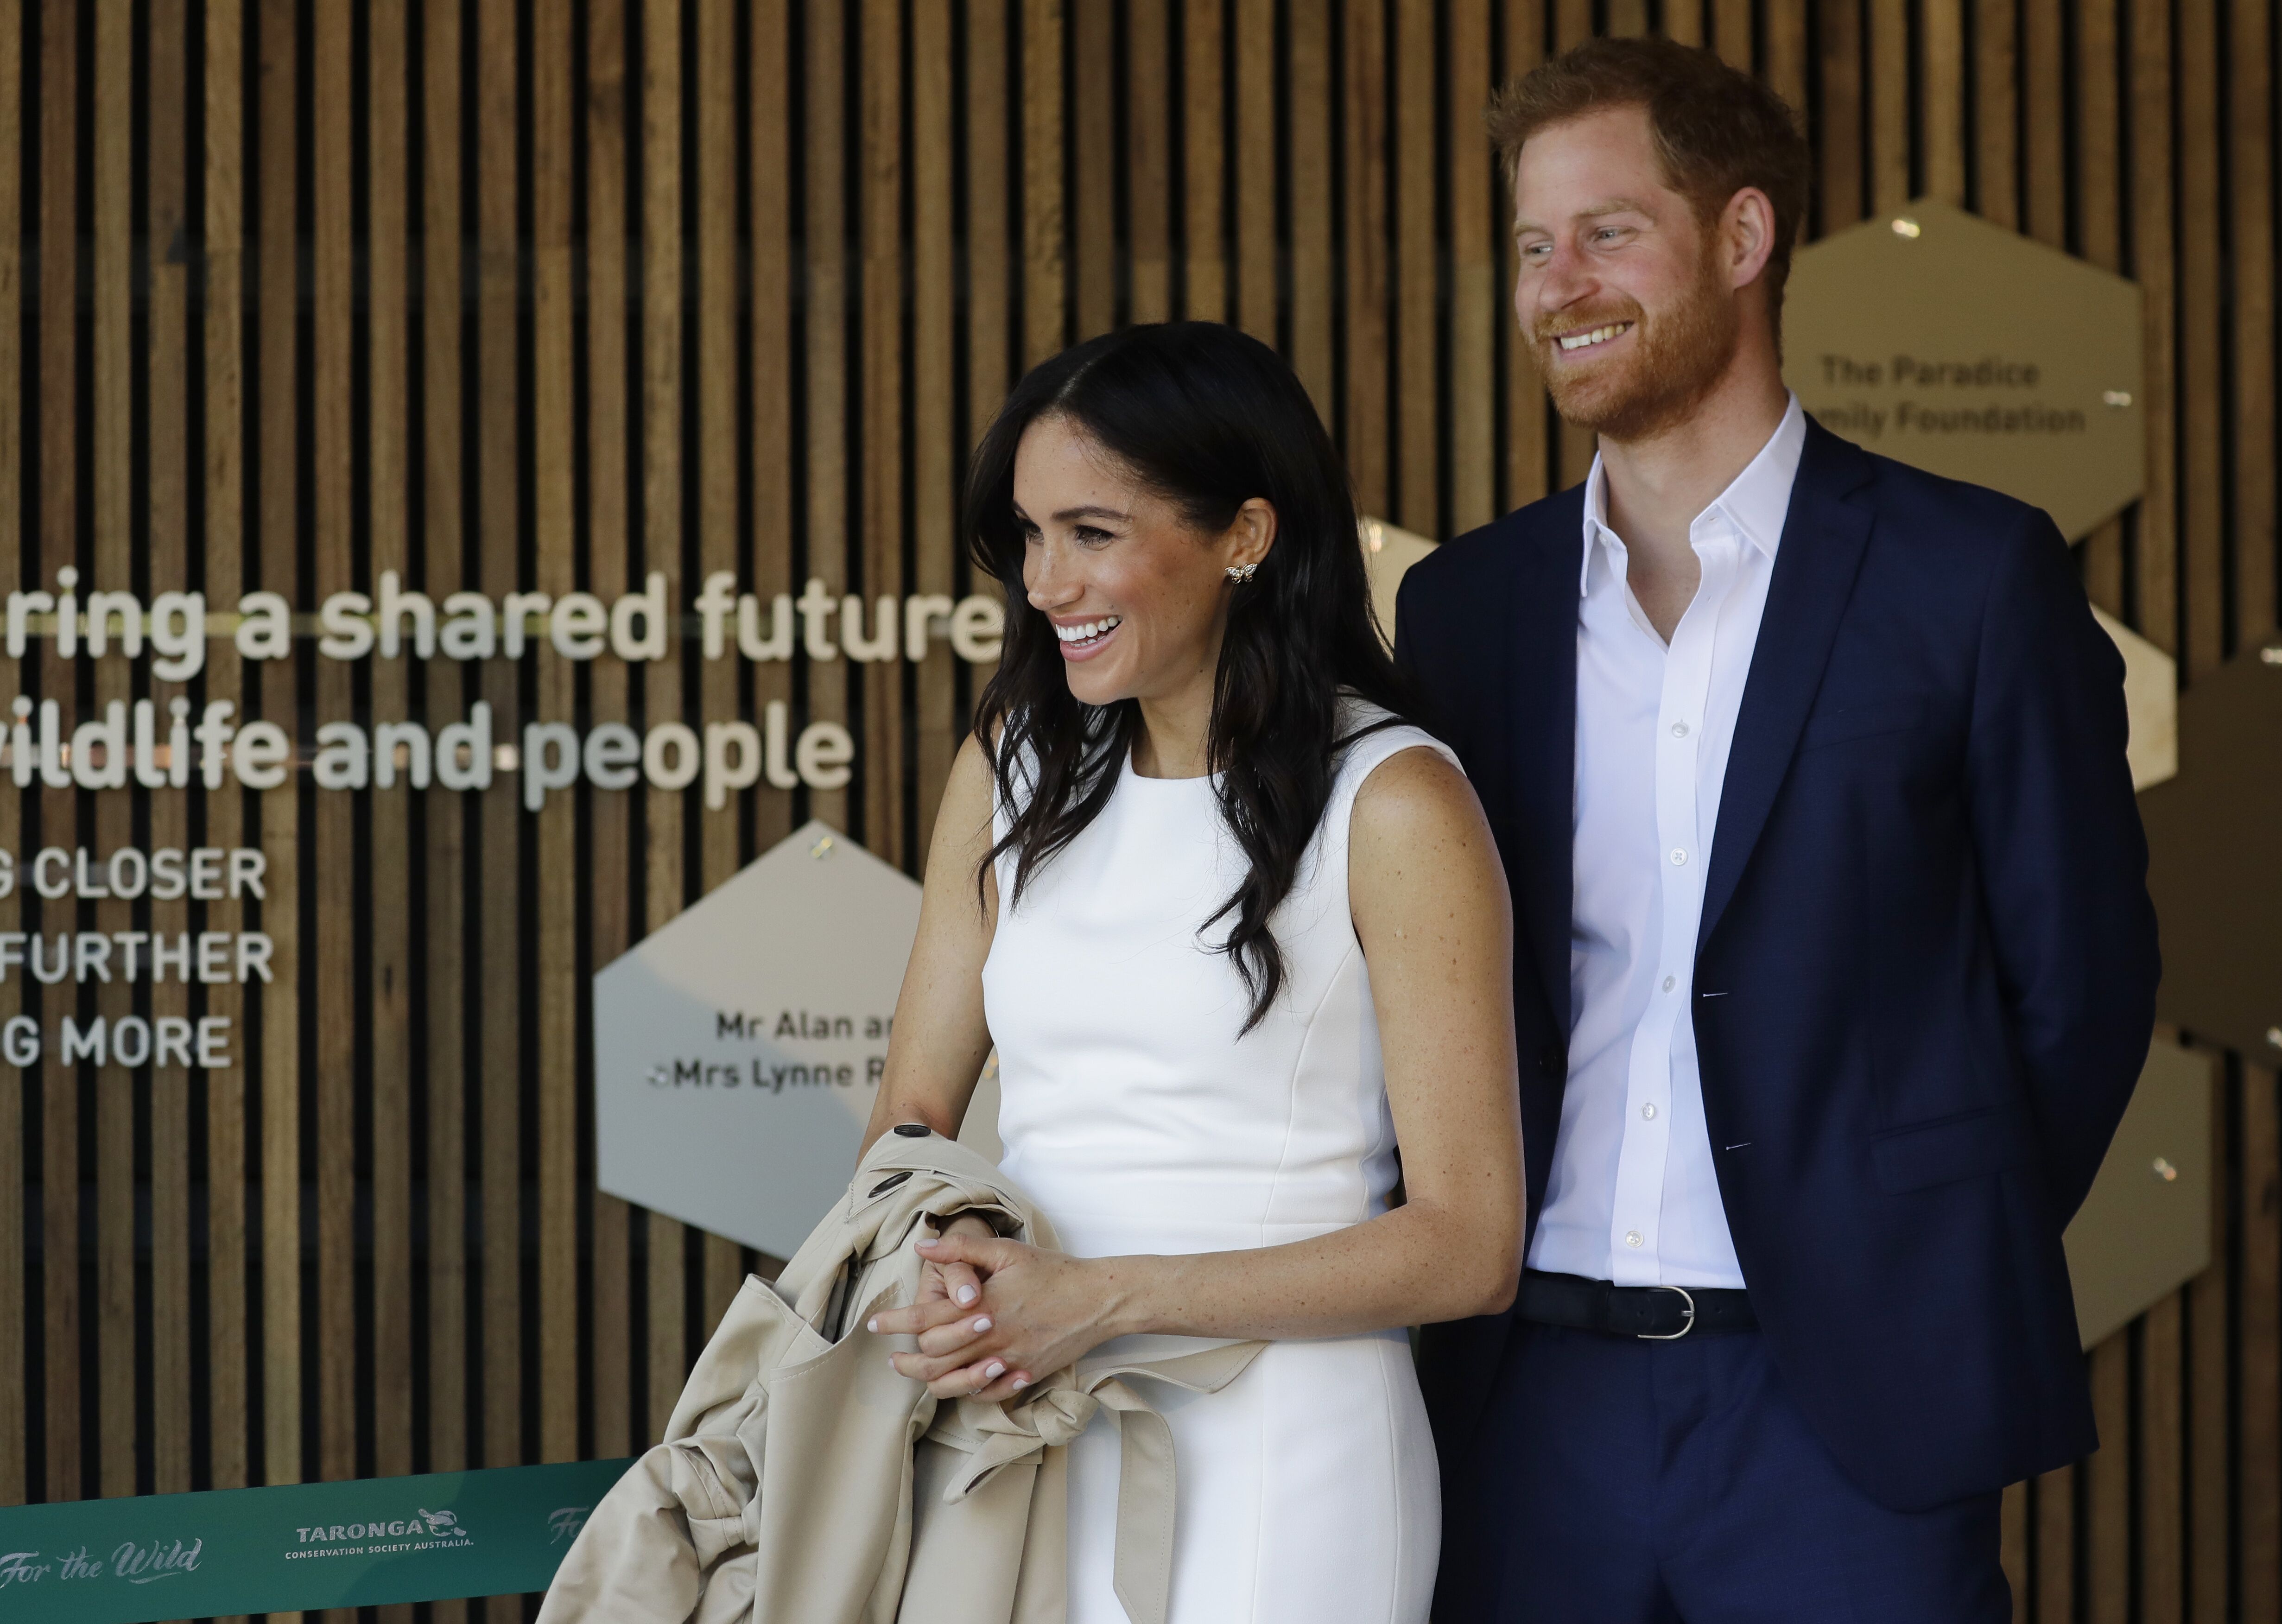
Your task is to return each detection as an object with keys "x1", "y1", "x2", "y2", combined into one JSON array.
[{"x1": 1394, "y1": 419, "x2": 2161, "y2": 1513}]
